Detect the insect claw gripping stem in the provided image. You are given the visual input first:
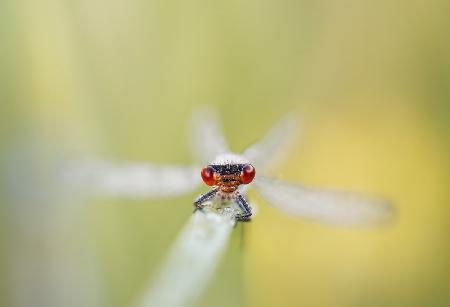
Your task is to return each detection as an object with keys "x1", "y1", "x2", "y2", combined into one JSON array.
[
  {"x1": 193, "y1": 188, "x2": 219, "y2": 208},
  {"x1": 193, "y1": 189, "x2": 252, "y2": 221},
  {"x1": 235, "y1": 192, "x2": 252, "y2": 221}
]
